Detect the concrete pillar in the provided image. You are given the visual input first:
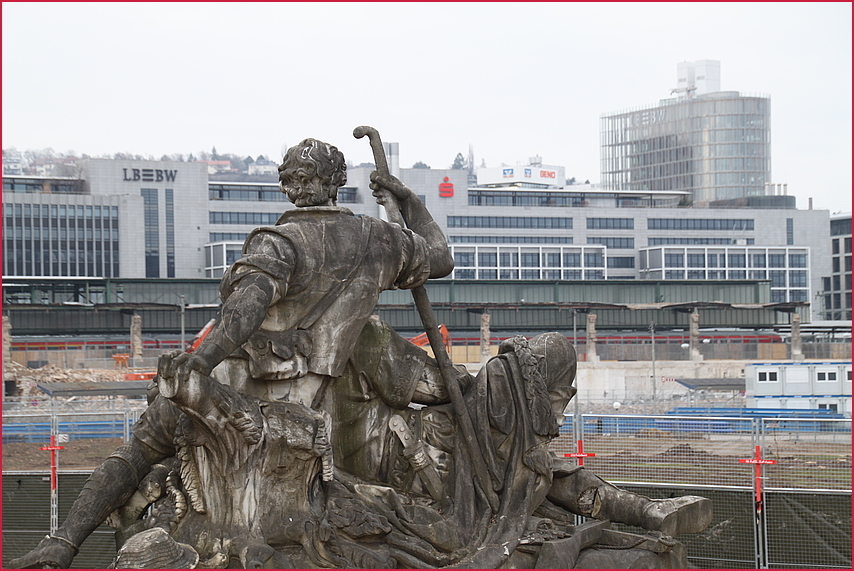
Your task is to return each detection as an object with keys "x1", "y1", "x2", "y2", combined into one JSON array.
[
  {"x1": 690, "y1": 308, "x2": 703, "y2": 361},
  {"x1": 586, "y1": 313, "x2": 599, "y2": 363},
  {"x1": 791, "y1": 313, "x2": 803, "y2": 361},
  {"x1": 480, "y1": 312, "x2": 491, "y2": 364},
  {"x1": 131, "y1": 314, "x2": 143, "y2": 367}
]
